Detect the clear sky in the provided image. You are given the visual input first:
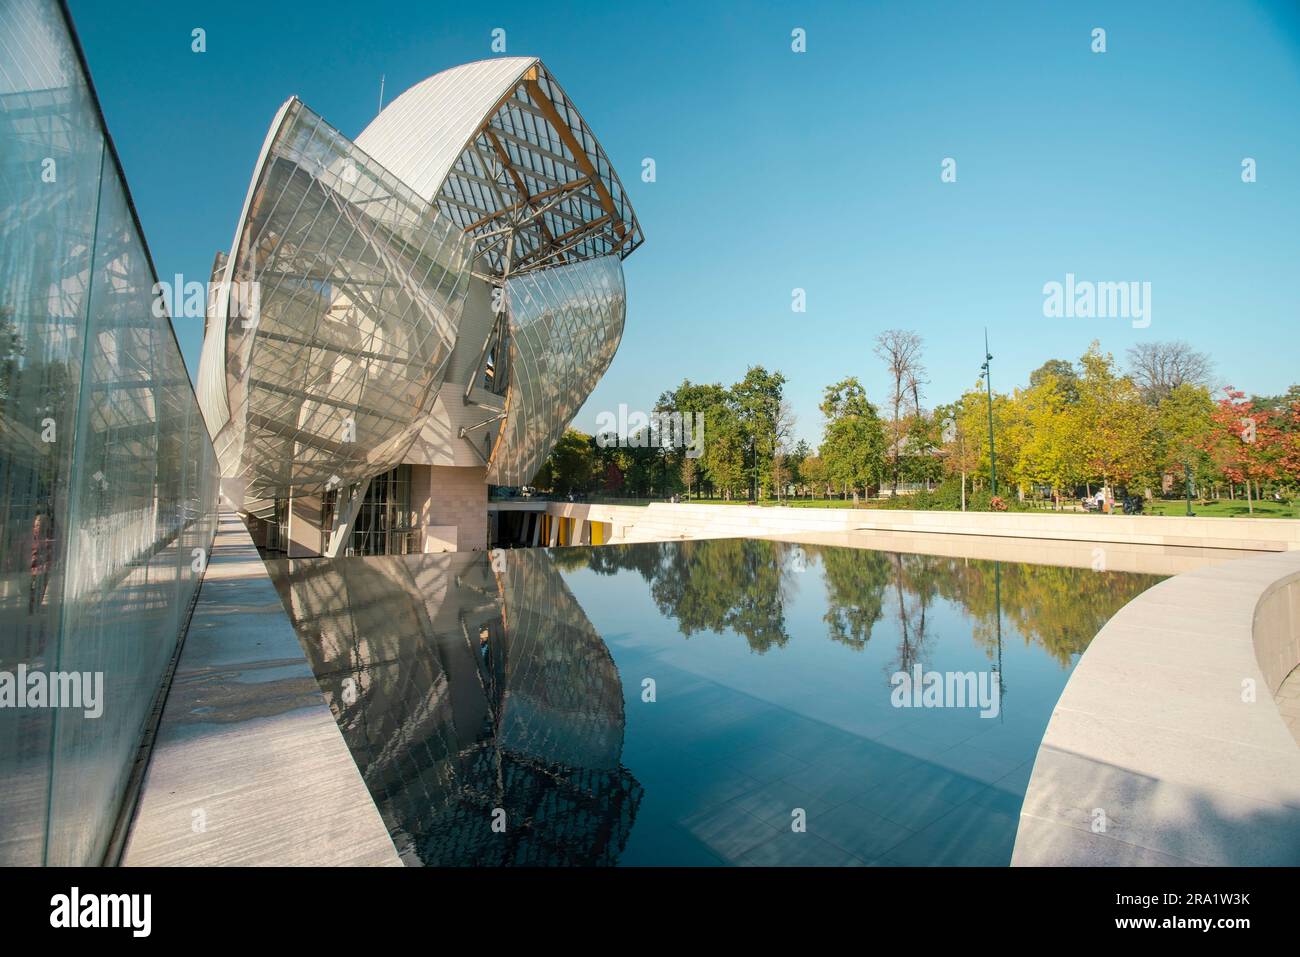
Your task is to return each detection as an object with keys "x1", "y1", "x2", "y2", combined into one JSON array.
[{"x1": 68, "y1": 0, "x2": 1300, "y2": 445}]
